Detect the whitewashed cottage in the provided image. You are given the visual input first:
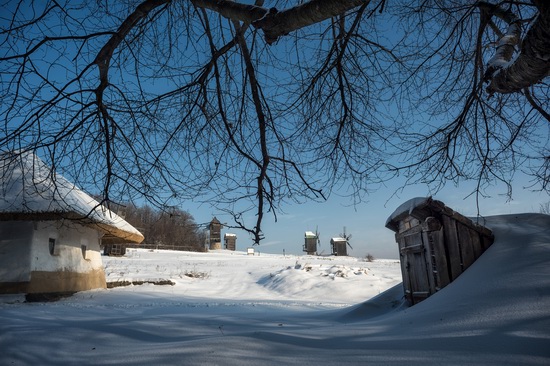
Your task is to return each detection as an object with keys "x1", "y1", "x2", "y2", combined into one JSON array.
[{"x1": 0, "y1": 151, "x2": 144, "y2": 297}]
